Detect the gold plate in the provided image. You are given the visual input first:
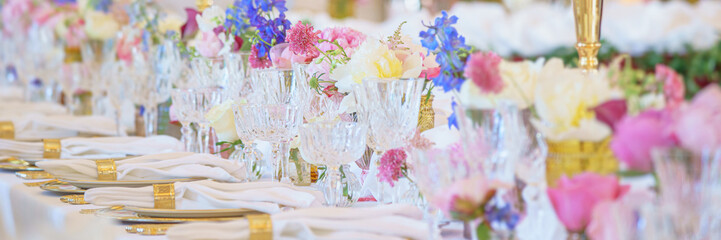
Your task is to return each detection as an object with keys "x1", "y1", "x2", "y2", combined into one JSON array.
[
  {"x1": 59, "y1": 177, "x2": 204, "y2": 189},
  {"x1": 39, "y1": 180, "x2": 85, "y2": 194},
  {"x1": 94, "y1": 207, "x2": 242, "y2": 223},
  {"x1": 0, "y1": 157, "x2": 42, "y2": 171},
  {"x1": 124, "y1": 206, "x2": 259, "y2": 218}
]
